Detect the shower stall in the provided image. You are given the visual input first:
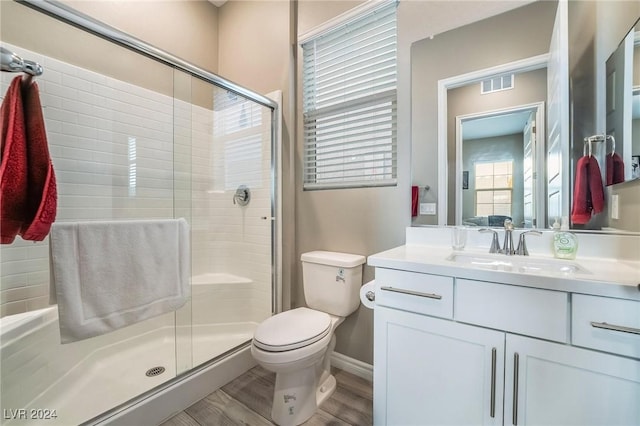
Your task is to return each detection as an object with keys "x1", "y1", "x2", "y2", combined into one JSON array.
[{"x1": 0, "y1": 1, "x2": 279, "y2": 424}]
